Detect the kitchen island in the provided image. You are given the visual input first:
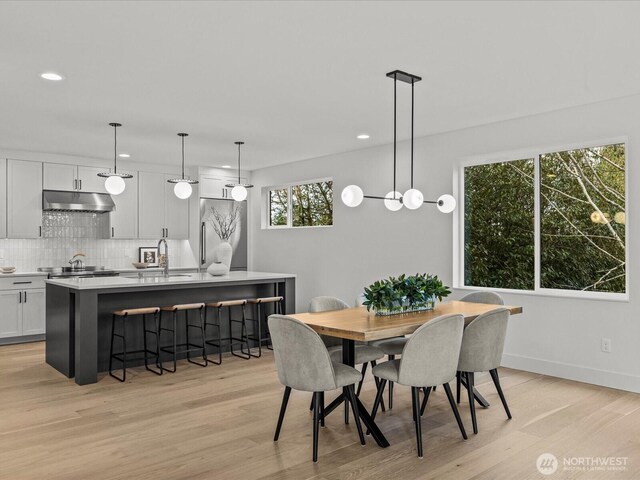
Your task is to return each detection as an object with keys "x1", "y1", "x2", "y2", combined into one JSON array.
[{"x1": 45, "y1": 271, "x2": 295, "y2": 385}]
